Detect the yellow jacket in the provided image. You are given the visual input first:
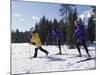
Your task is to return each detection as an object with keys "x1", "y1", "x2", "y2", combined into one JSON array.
[{"x1": 31, "y1": 33, "x2": 41, "y2": 48}]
